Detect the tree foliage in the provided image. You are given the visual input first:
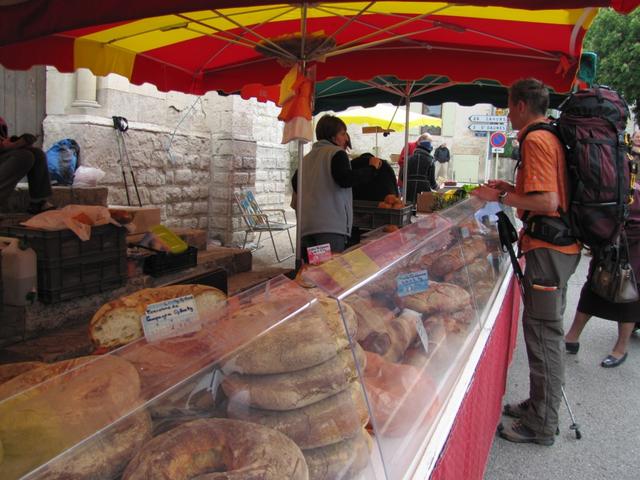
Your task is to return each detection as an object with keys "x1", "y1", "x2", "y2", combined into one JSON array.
[{"x1": 583, "y1": 7, "x2": 640, "y2": 122}]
